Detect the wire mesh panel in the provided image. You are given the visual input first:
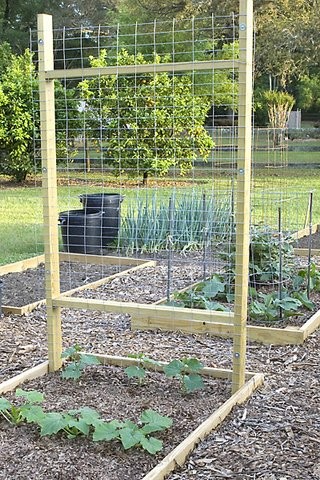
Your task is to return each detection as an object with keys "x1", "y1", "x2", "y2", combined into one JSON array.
[{"x1": 33, "y1": 4, "x2": 253, "y2": 393}]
